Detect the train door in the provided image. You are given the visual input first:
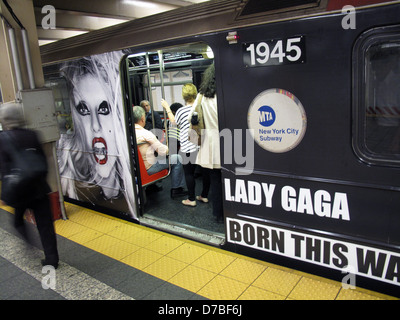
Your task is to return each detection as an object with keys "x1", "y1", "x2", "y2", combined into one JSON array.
[{"x1": 121, "y1": 42, "x2": 225, "y2": 244}]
